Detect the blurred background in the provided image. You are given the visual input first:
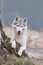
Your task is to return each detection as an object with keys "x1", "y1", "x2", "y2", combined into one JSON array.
[
  {"x1": 0, "y1": 1, "x2": 43, "y2": 64},
  {"x1": 1, "y1": 0, "x2": 43, "y2": 30}
]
